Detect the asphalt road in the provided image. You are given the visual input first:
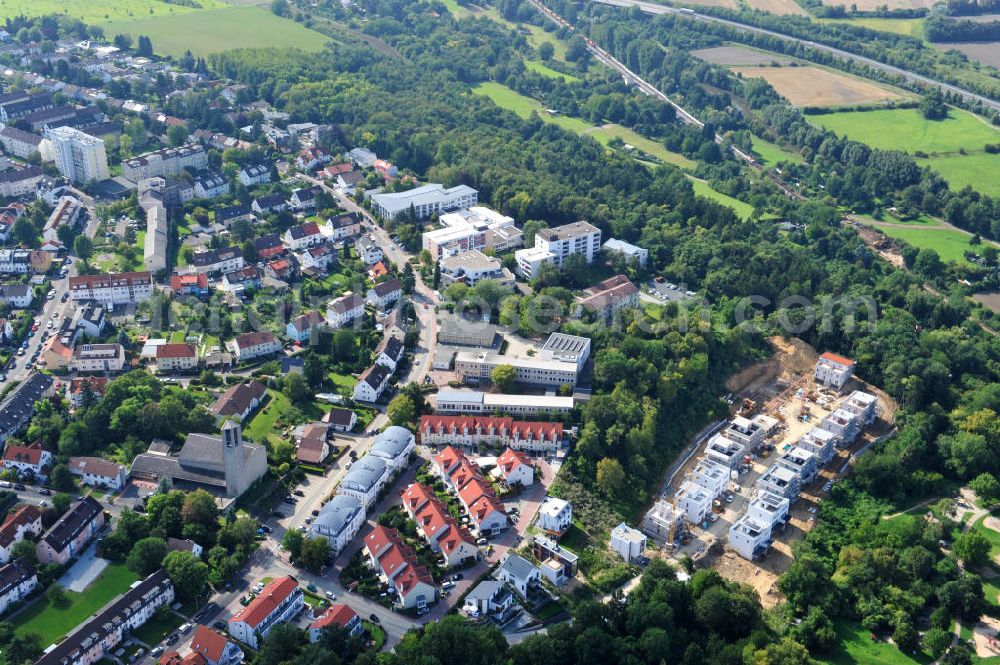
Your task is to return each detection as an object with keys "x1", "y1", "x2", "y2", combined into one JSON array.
[{"x1": 591, "y1": 0, "x2": 1000, "y2": 113}]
